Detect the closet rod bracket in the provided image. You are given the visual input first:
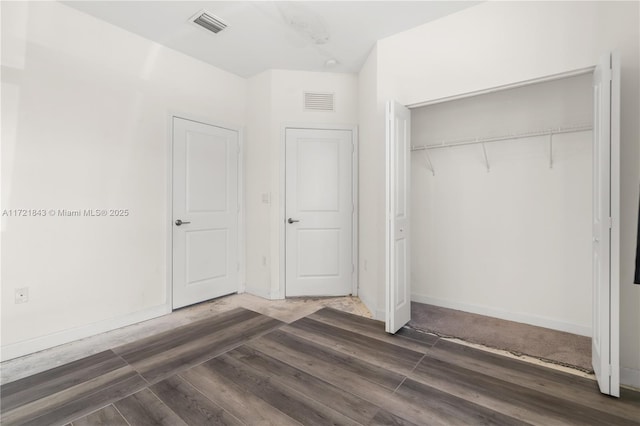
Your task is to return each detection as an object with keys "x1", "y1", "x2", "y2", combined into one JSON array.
[
  {"x1": 549, "y1": 133, "x2": 554, "y2": 169},
  {"x1": 423, "y1": 149, "x2": 435, "y2": 176},
  {"x1": 481, "y1": 142, "x2": 490, "y2": 172}
]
